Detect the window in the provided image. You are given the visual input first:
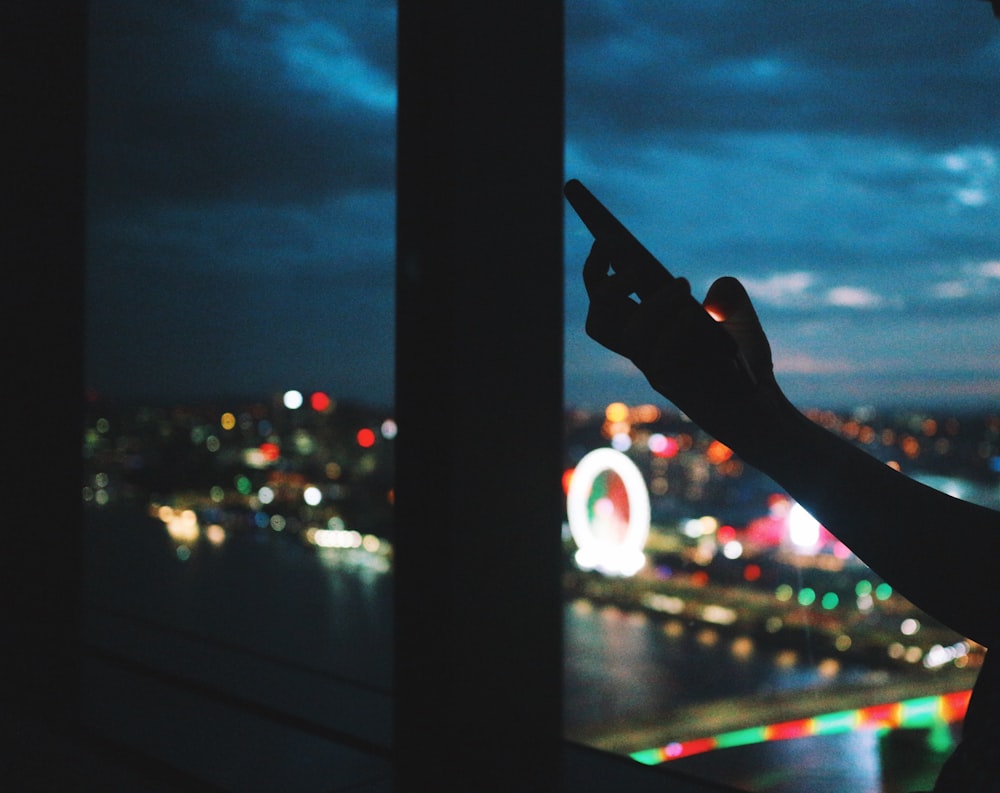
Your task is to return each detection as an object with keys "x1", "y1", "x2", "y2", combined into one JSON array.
[
  {"x1": 562, "y1": 3, "x2": 1000, "y2": 792},
  {"x1": 82, "y1": 3, "x2": 397, "y2": 789}
]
